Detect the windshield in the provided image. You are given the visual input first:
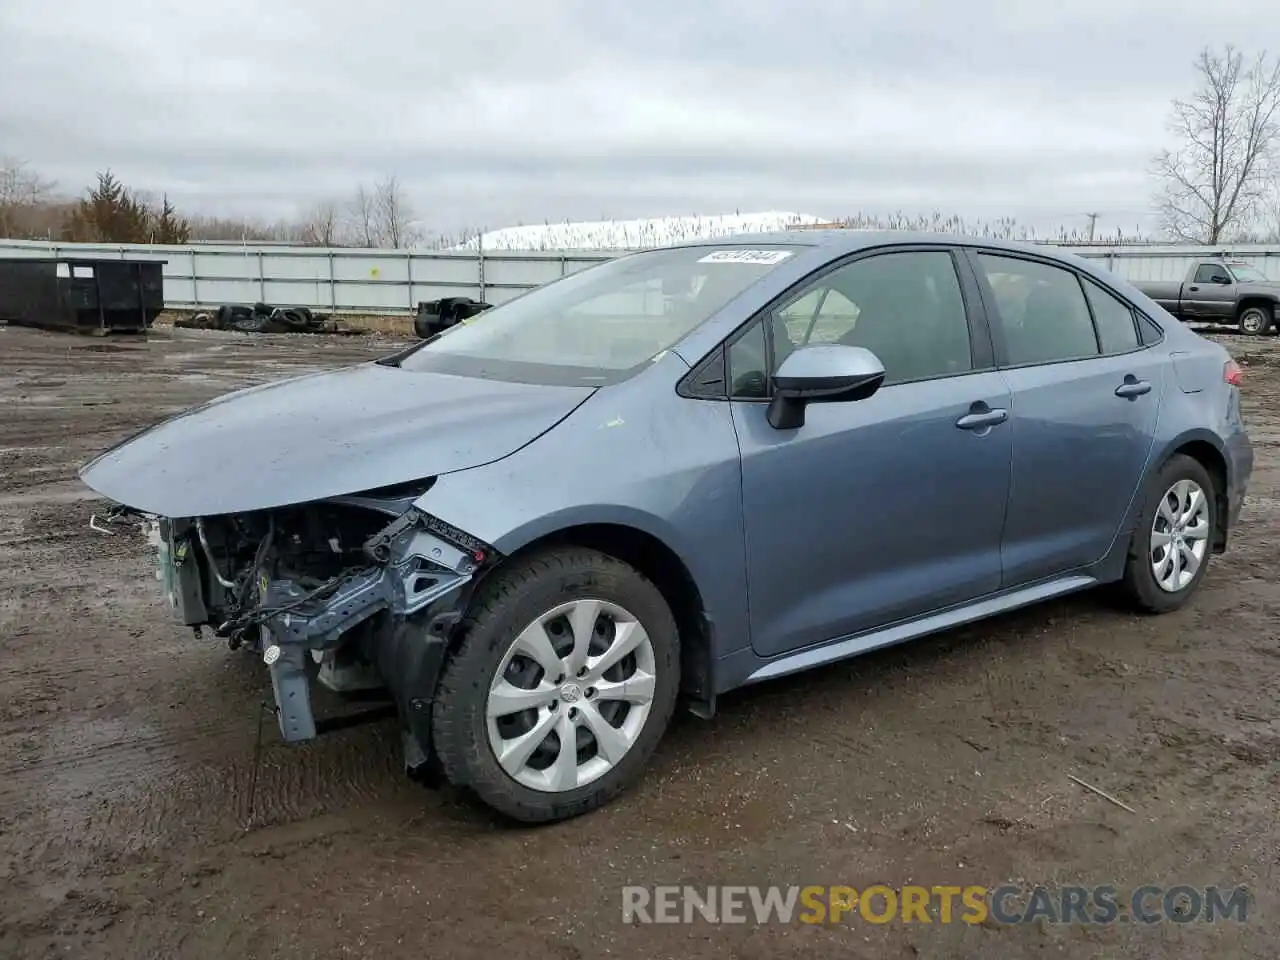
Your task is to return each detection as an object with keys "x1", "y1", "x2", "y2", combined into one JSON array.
[
  {"x1": 396, "y1": 245, "x2": 803, "y2": 385},
  {"x1": 1227, "y1": 263, "x2": 1269, "y2": 283}
]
